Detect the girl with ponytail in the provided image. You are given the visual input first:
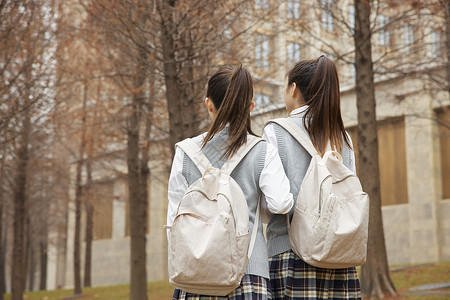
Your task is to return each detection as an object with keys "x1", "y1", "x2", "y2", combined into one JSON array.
[
  {"x1": 167, "y1": 66, "x2": 294, "y2": 299},
  {"x1": 264, "y1": 56, "x2": 361, "y2": 299}
]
